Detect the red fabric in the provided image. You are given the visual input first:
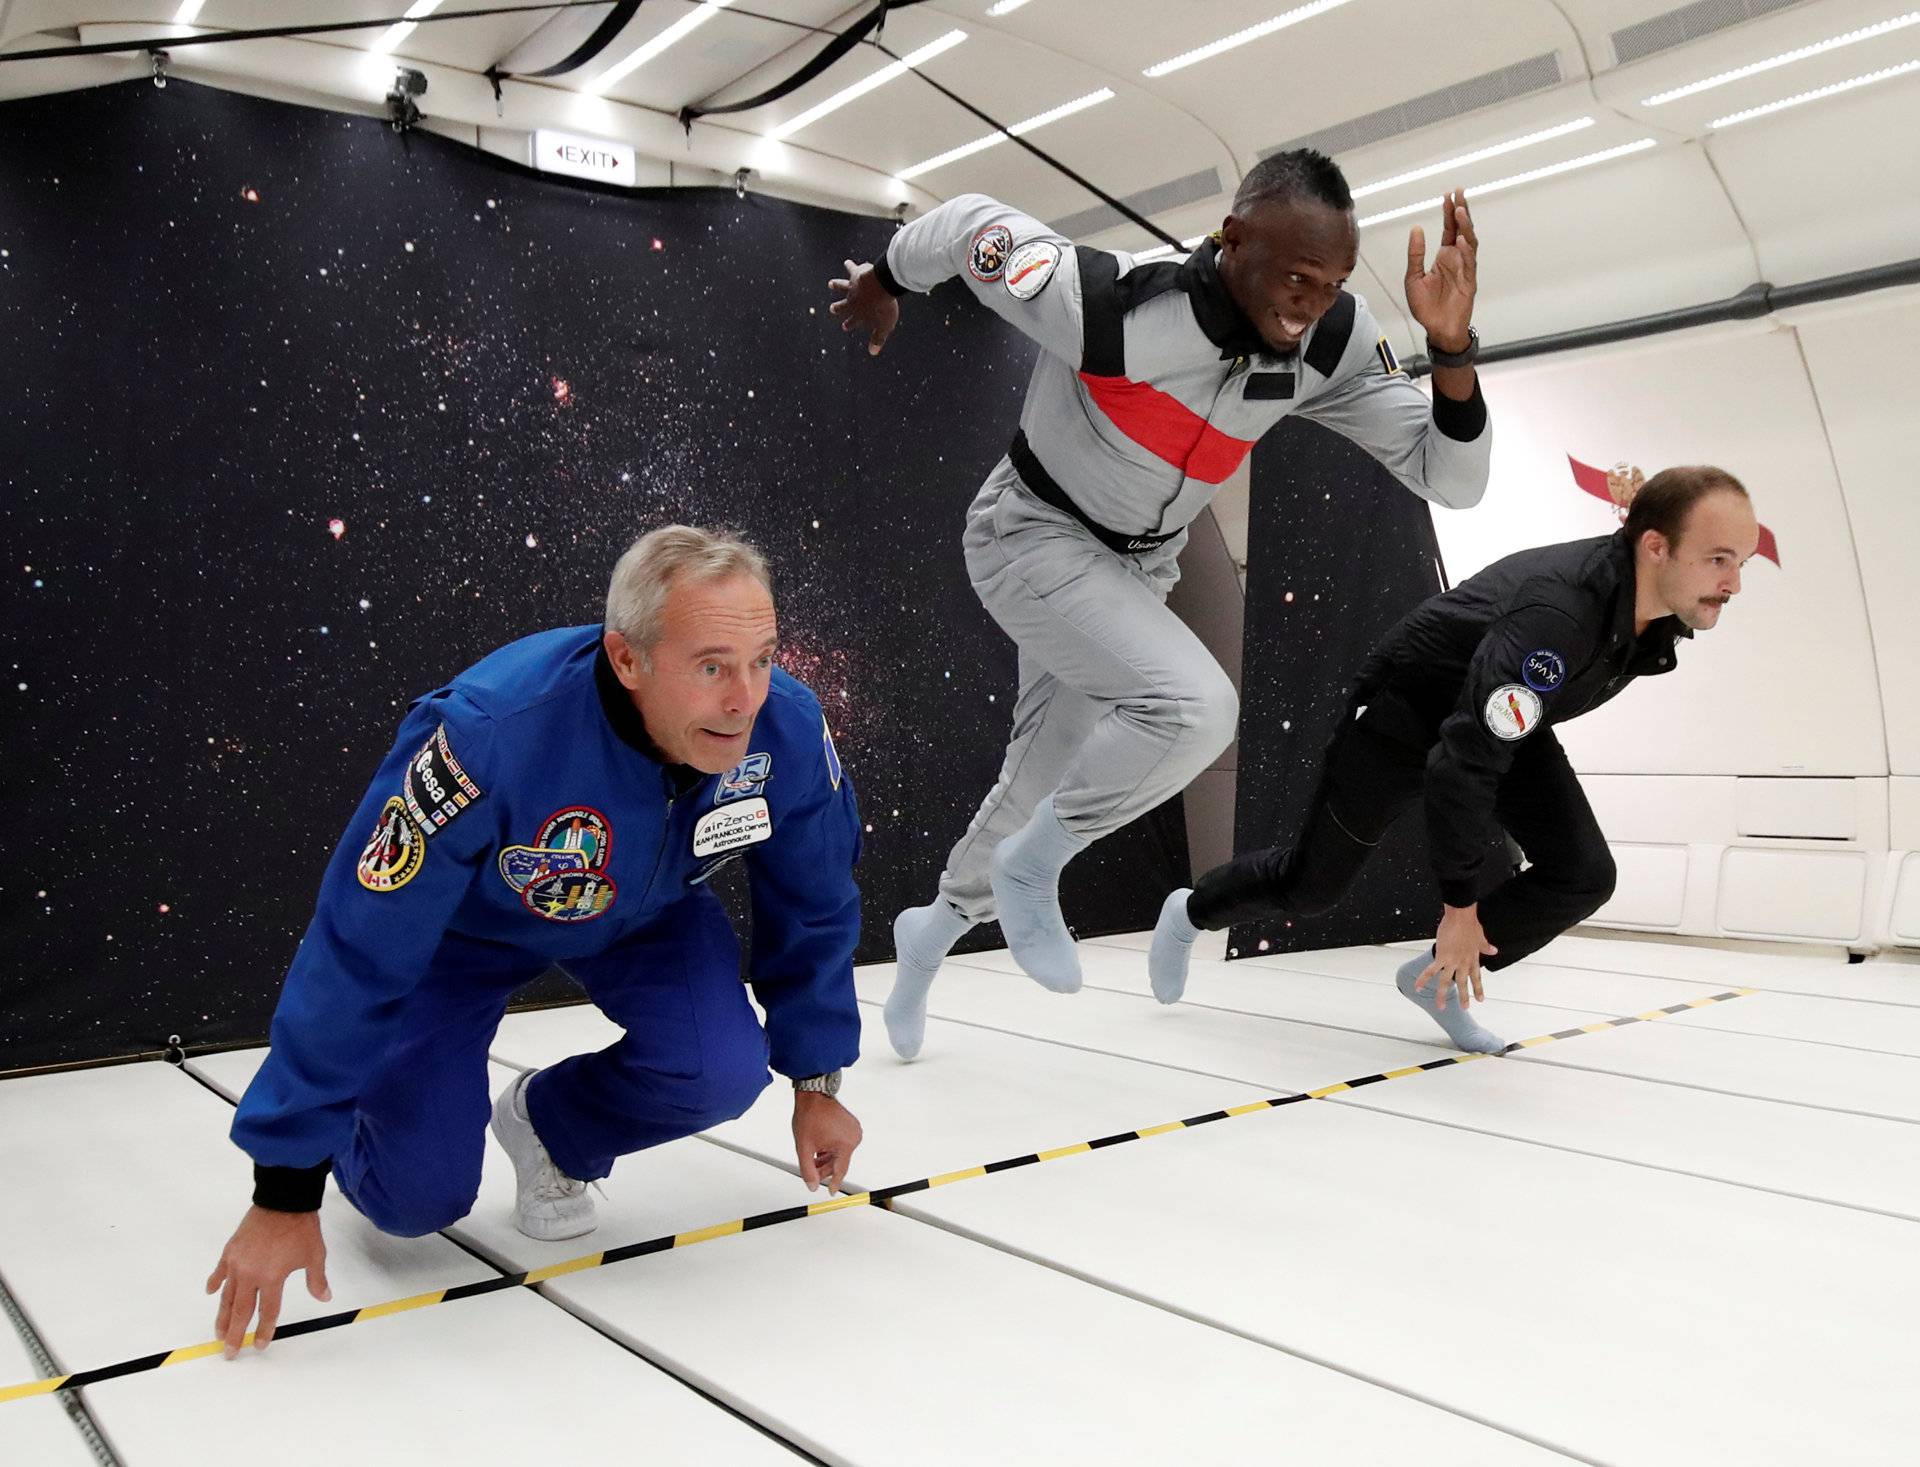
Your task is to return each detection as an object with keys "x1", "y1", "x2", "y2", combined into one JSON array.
[
  {"x1": 1568, "y1": 456, "x2": 1780, "y2": 567},
  {"x1": 1079, "y1": 373, "x2": 1256, "y2": 485}
]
